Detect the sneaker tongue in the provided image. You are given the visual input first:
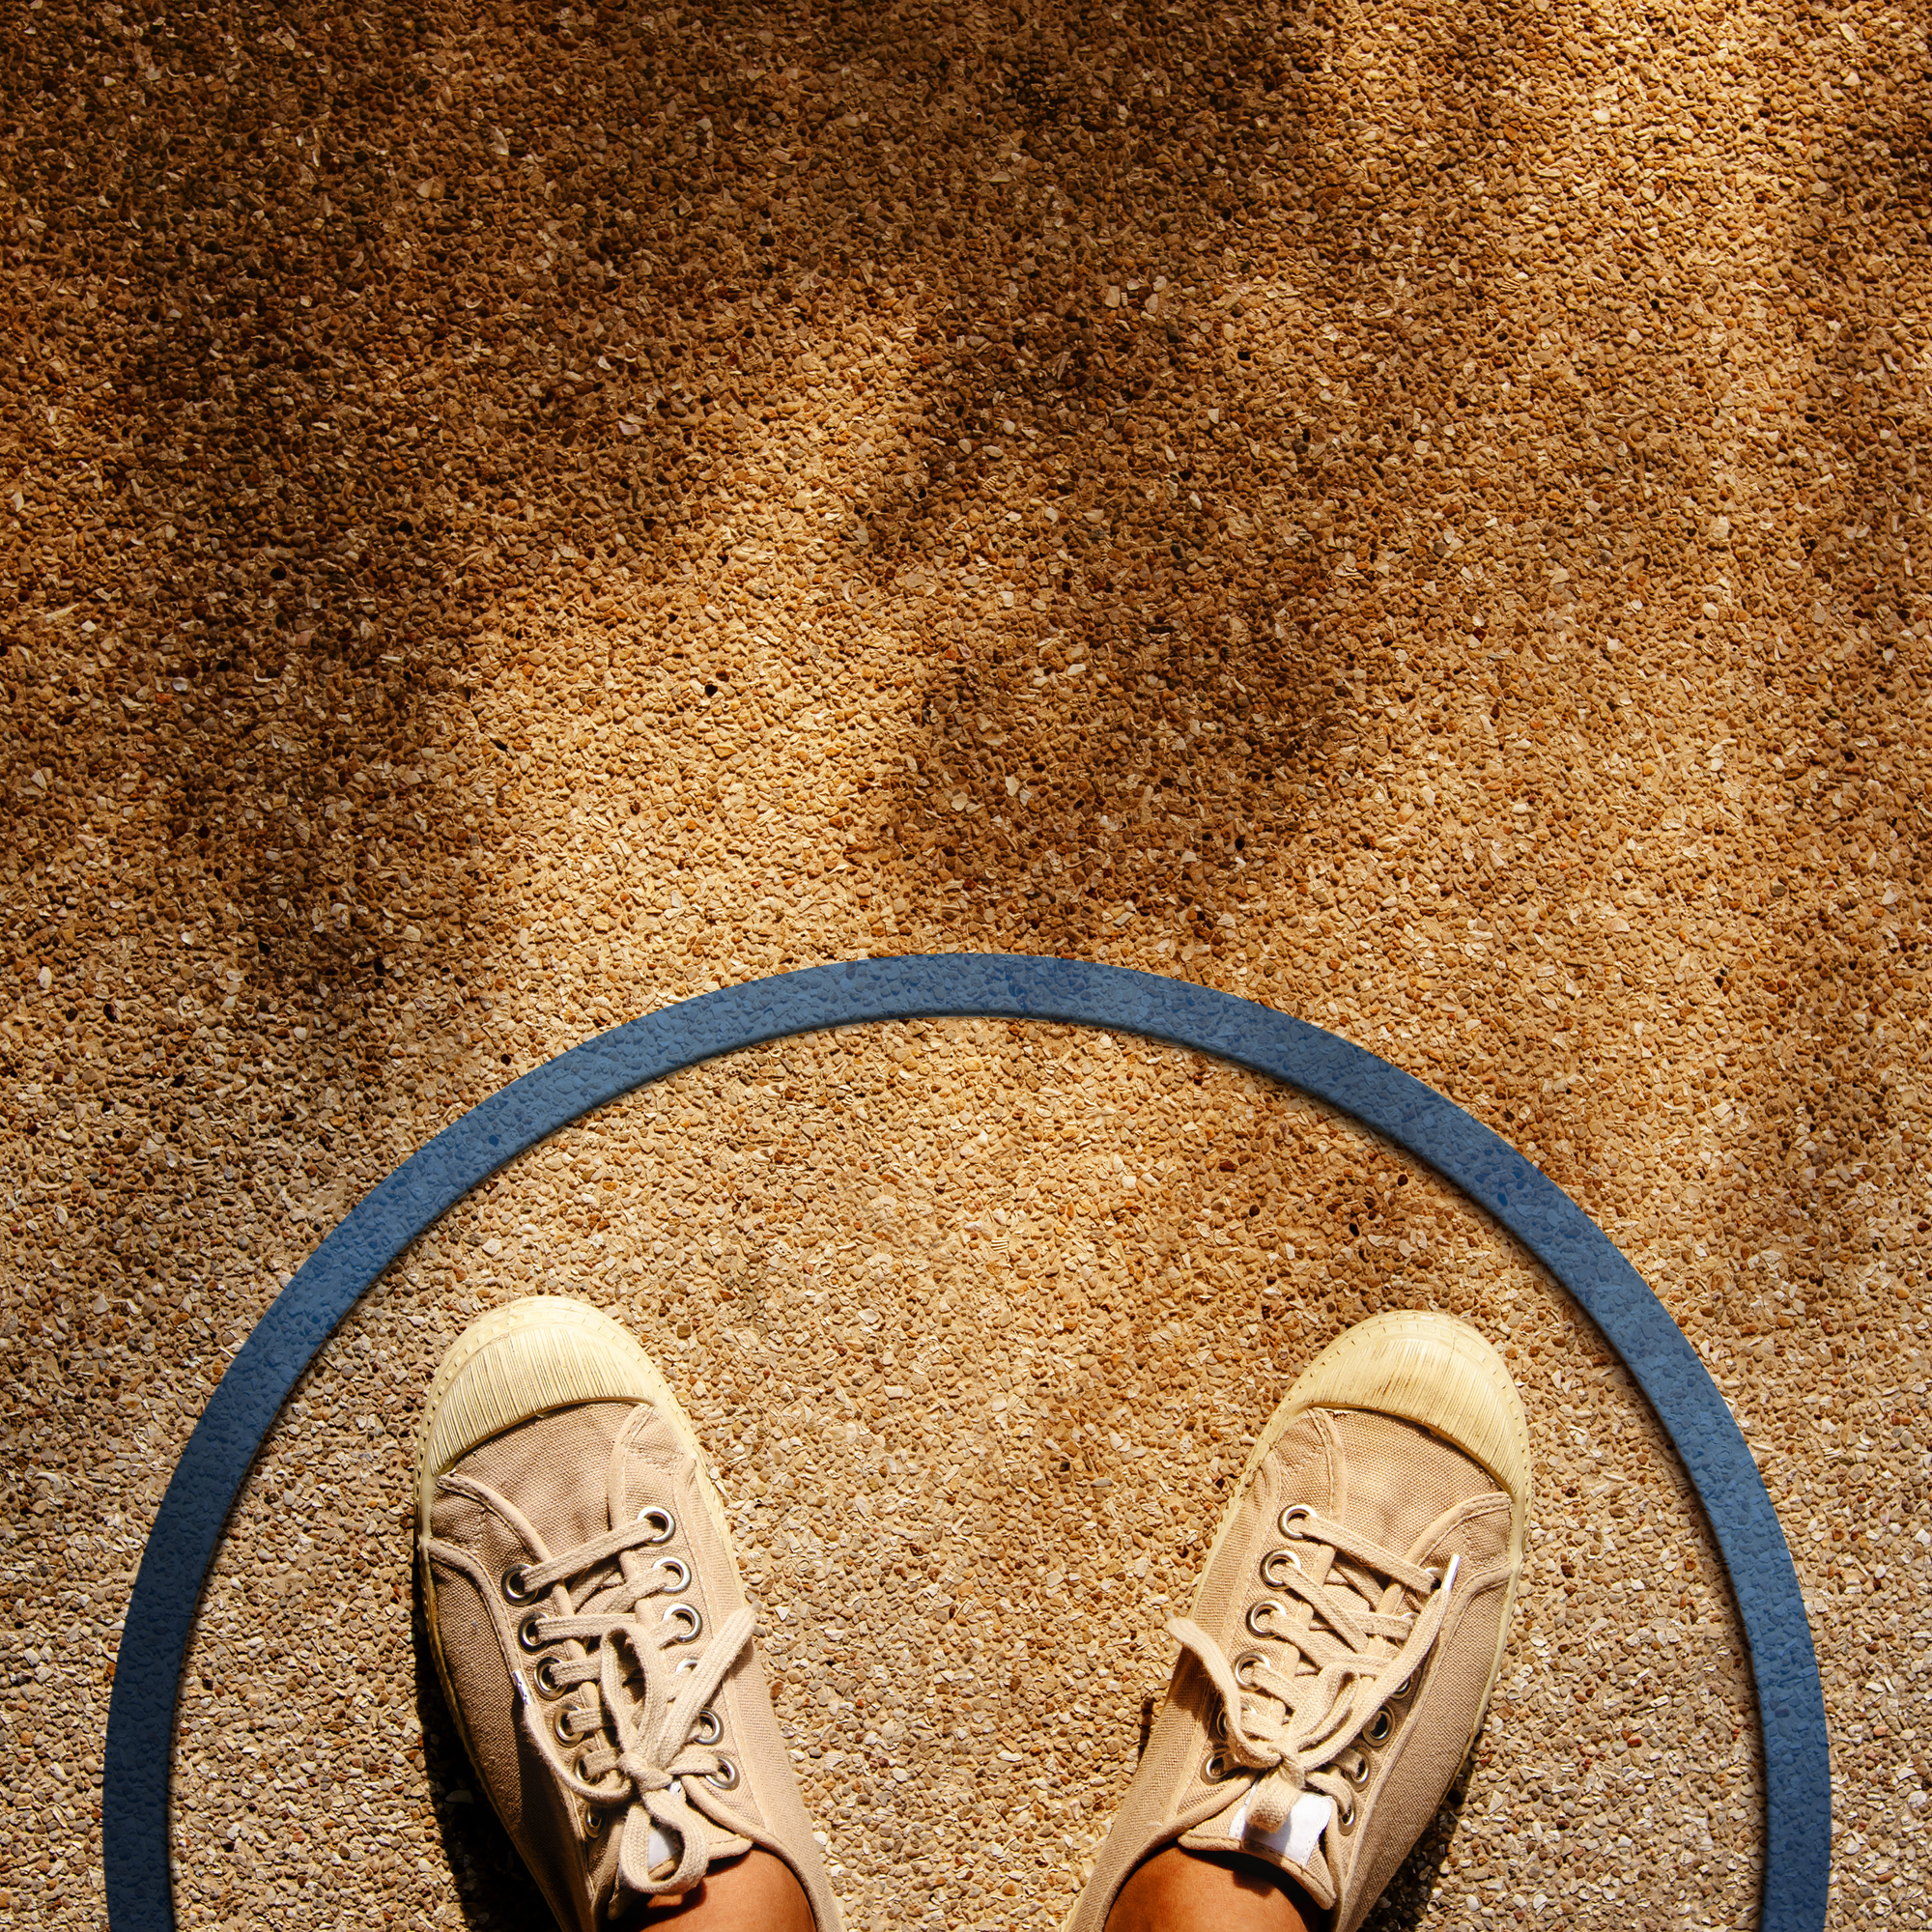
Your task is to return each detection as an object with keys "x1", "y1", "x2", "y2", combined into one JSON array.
[
  {"x1": 1178, "y1": 1784, "x2": 1339, "y2": 1913},
  {"x1": 614, "y1": 1785, "x2": 754, "y2": 1893}
]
